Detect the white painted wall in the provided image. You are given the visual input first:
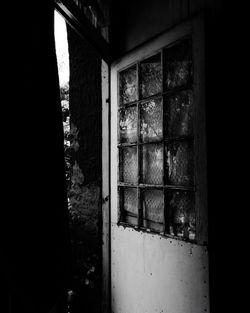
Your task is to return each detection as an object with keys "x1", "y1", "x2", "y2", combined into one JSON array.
[
  {"x1": 111, "y1": 224, "x2": 209, "y2": 313},
  {"x1": 110, "y1": 18, "x2": 209, "y2": 313}
]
